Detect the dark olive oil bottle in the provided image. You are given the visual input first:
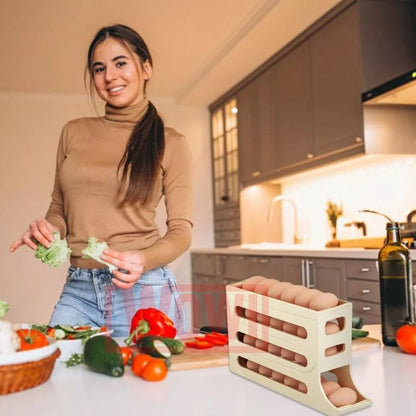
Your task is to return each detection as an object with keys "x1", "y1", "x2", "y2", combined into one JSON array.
[{"x1": 378, "y1": 222, "x2": 414, "y2": 346}]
